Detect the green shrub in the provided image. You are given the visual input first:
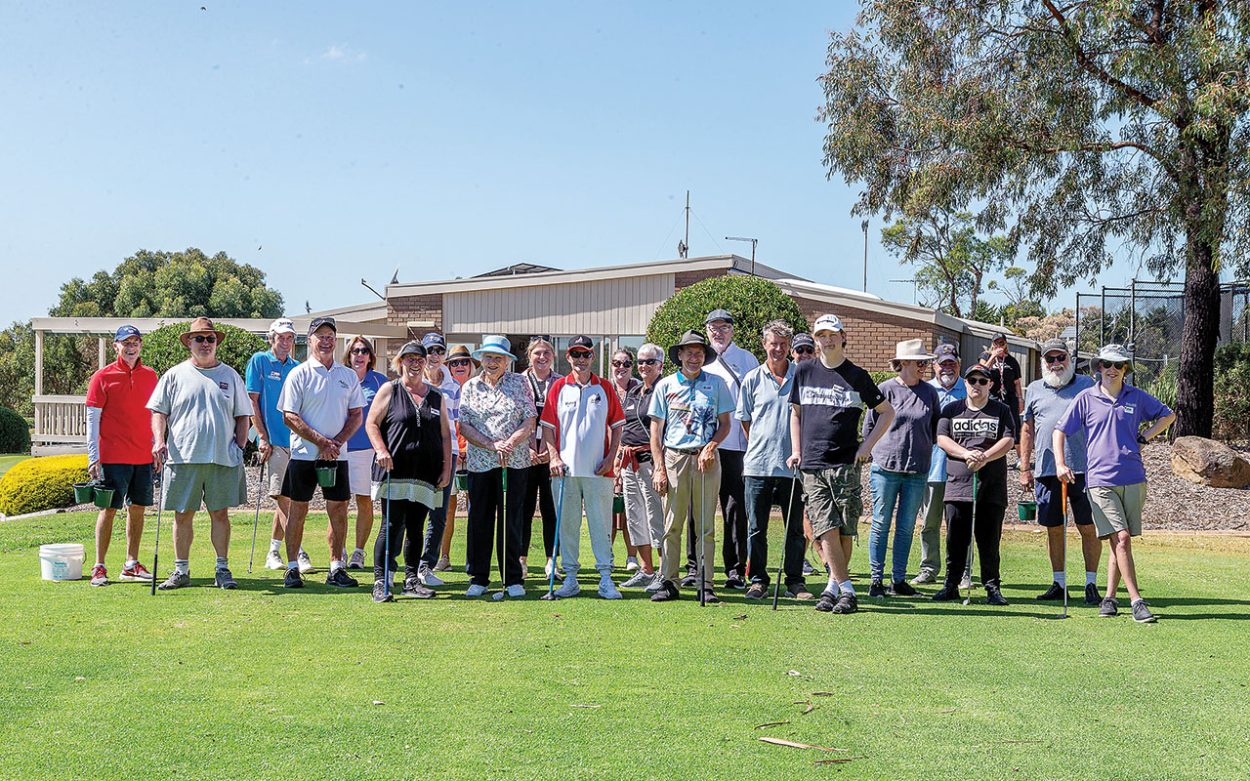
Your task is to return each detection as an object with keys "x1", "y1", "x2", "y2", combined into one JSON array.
[
  {"x1": 0, "y1": 454, "x2": 88, "y2": 516},
  {"x1": 645, "y1": 276, "x2": 809, "y2": 364},
  {"x1": 1213, "y1": 343, "x2": 1250, "y2": 440},
  {"x1": 0, "y1": 406, "x2": 30, "y2": 454},
  {"x1": 141, "y1": 321, "x2": 267, "y2": 378}
]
